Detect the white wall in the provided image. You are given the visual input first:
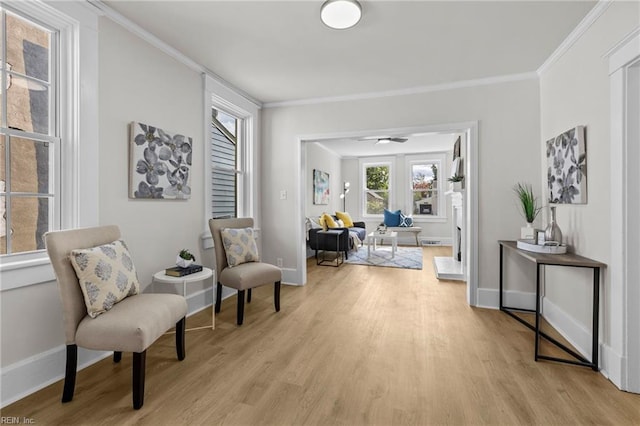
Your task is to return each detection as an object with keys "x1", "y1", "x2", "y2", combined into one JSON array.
[
  {"x1": 98, "y1": 17, "x2": 209, "y2": 292},
  {"x1": 1, "y1": 15, "x2": 213, "y2": 407},
  {"x1": 305, "y1": 142, "x2": 343, "y2": 218},
  {"x1": 261, "y1": 78, "x2": 542, "y2": 287},
  {"x1": 539, "y1": 1, "x2": 639, "y2": 356}
]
